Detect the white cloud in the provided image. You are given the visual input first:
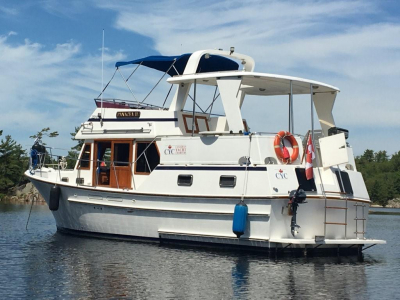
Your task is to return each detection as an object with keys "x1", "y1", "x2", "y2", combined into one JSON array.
[
  {"x1": 0, "y1": 33, "x2": 126, "y2": 153},
  {"x1": 40, "y1": 0, "x2": 88, "y2": 17},
  {"x1": 1, "y1": 0, "x2": 399, "y2": 156},
  {"x1": 94, "y1": 0, "x2": 400, "y2": 154},
  {"x1": 0, "y1": 5, "x2": 18, "y2": 16},
  {"x1": 98, "y1": 0, "x2": 375, "y2": 54}
]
